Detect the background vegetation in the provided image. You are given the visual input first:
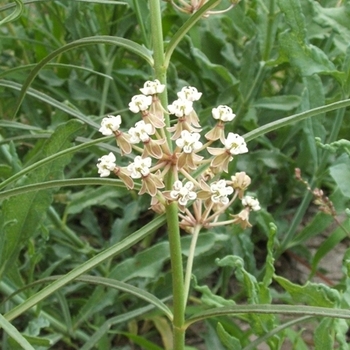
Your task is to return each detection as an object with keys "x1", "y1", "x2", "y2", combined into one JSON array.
[{"x1": 0, "y1": 0, "x2": 350, "y2": 348}]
